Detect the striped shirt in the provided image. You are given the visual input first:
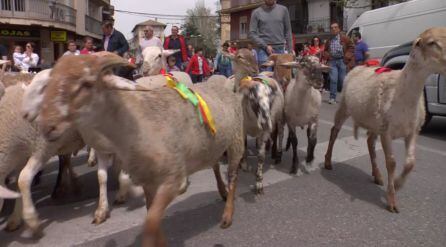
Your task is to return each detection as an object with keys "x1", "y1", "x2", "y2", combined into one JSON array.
[{"x1": 330, "y1": 34, "x2": 344, "y2": 59}]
